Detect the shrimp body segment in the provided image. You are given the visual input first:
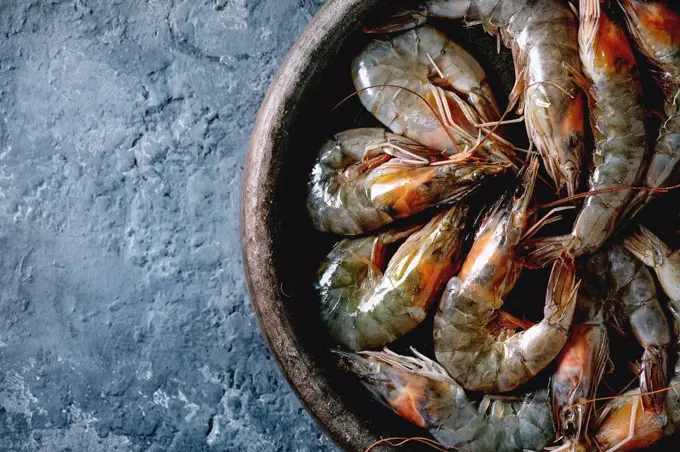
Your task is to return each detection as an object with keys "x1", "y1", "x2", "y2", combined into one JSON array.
[
  {"x1": 307, "y1": 128, "x2": 508, "y2": 235},
  {"x1": 317, "y1": 204, "x2": 468, "y2": 351},
  {"x1": 519, "y1": 0, "x2": 647, "y2": 266},
  {"x1": 571, "y1": 0, "x2": 647, "y2": 255},
  {"x1": 351, "y1": 26, "x2": 512, "y2": 161},
  {"x1": 552, "y1": 322, "x2": 608, "y2": 451},
  {"x1": 580, "y1": 245, "x2": 672, "y2": 414},
  {"x1": 621, "y1": 0, "x2": 680, "y2": 215},
  {"x1": 433, "y1": 159, "x2": 579, "y2": 393},
  {"x1": 371, "y1": 0, "x2": 588, "y2": 195},
  {"x1": 594, "y1": 229, "x2": 680, "y2": 451},
  {"x1": 340, "y1": 349, "x2": 555, "y2": 452},
  {"x1": 553, "y1": 240, "x2": 673, "y2": 451}
]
